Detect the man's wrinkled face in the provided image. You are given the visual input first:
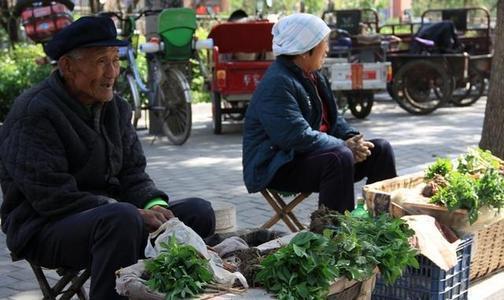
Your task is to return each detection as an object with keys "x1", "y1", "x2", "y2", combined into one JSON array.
[{"x1": 63, "y1": 47, "x2": 120, "y2": 105}]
